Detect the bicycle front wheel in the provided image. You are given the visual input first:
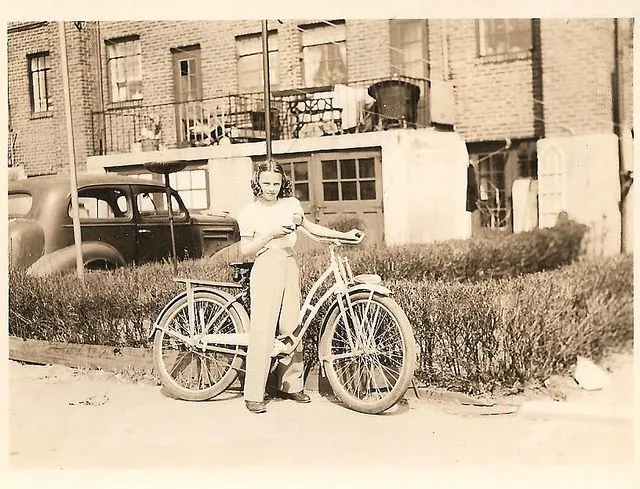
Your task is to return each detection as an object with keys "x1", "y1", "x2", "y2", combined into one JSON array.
[
  {"x1": 152, "y1": 290, "x2": 247, "y2": 401},
  {"x1": 319, "y1": 292, "x2": 417, "y2": 414}
]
